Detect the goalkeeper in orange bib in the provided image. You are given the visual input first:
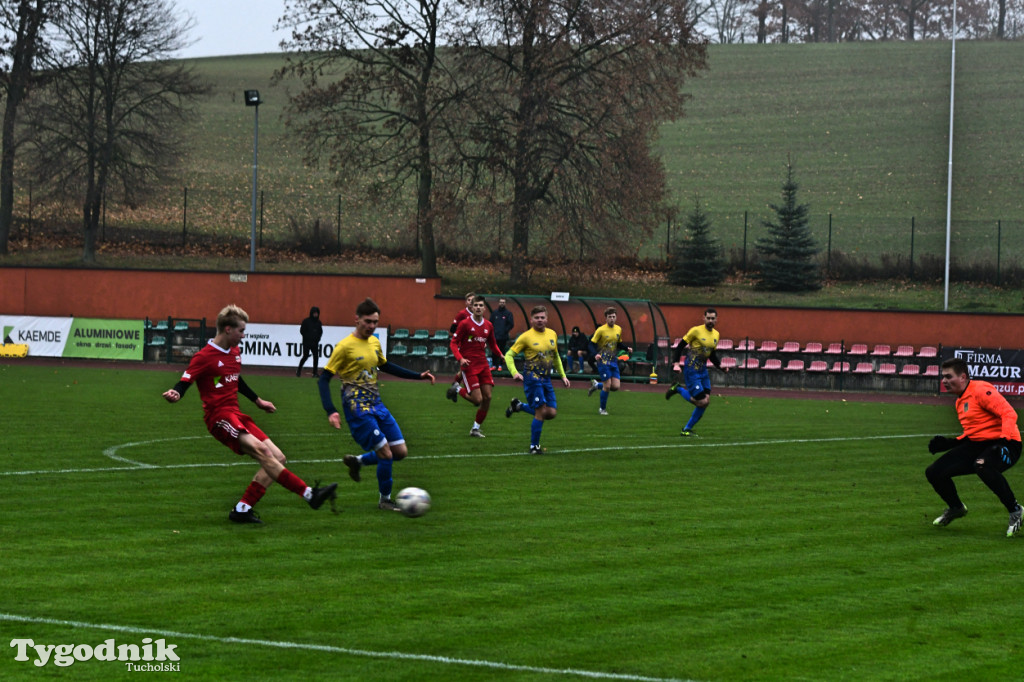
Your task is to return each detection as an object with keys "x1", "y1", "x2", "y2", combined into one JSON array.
[{"x1": 926, "y1": 357, "x2": 1022, "y2": 537}]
